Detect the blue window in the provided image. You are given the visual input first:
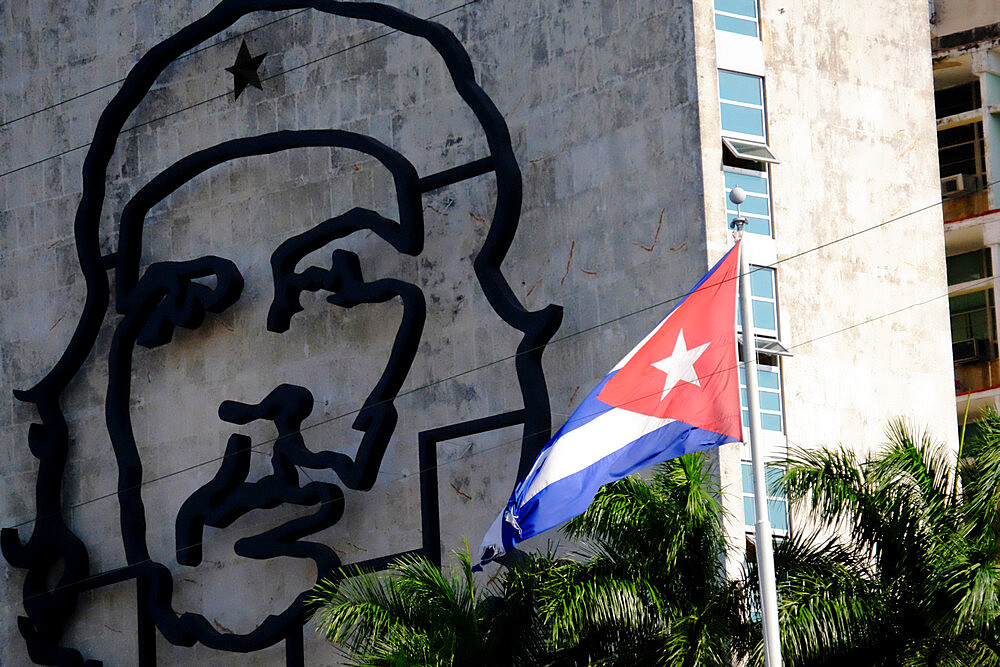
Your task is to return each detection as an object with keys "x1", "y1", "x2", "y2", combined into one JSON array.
[
  {"x1": 742, "y1": 462, "x2": 789, "y2": 532},
  {"x1": 739, "y1": 364, "x2": 783, "y2": 432},
  {"x1": 719, "y1": 70, "x2": 766, "y2": 142},
  {"x1": 737, "y1": 266, "x2": 778, "y2": 338},
  {"x1": 725, "y1": 168, "x2": 771, "y2": 236},
  {"x1": 715, "y1": 0, "x2": 759, "y2": 38}
]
